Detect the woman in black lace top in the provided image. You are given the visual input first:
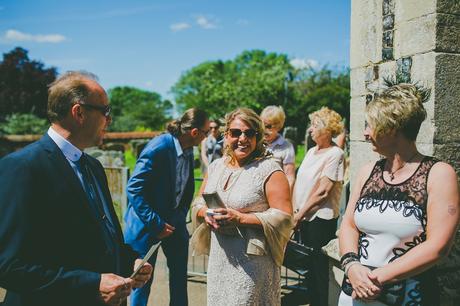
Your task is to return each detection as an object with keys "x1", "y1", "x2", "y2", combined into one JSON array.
[{"x1": 338, "y1": 84, "x2": 459, "y2": 306}]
